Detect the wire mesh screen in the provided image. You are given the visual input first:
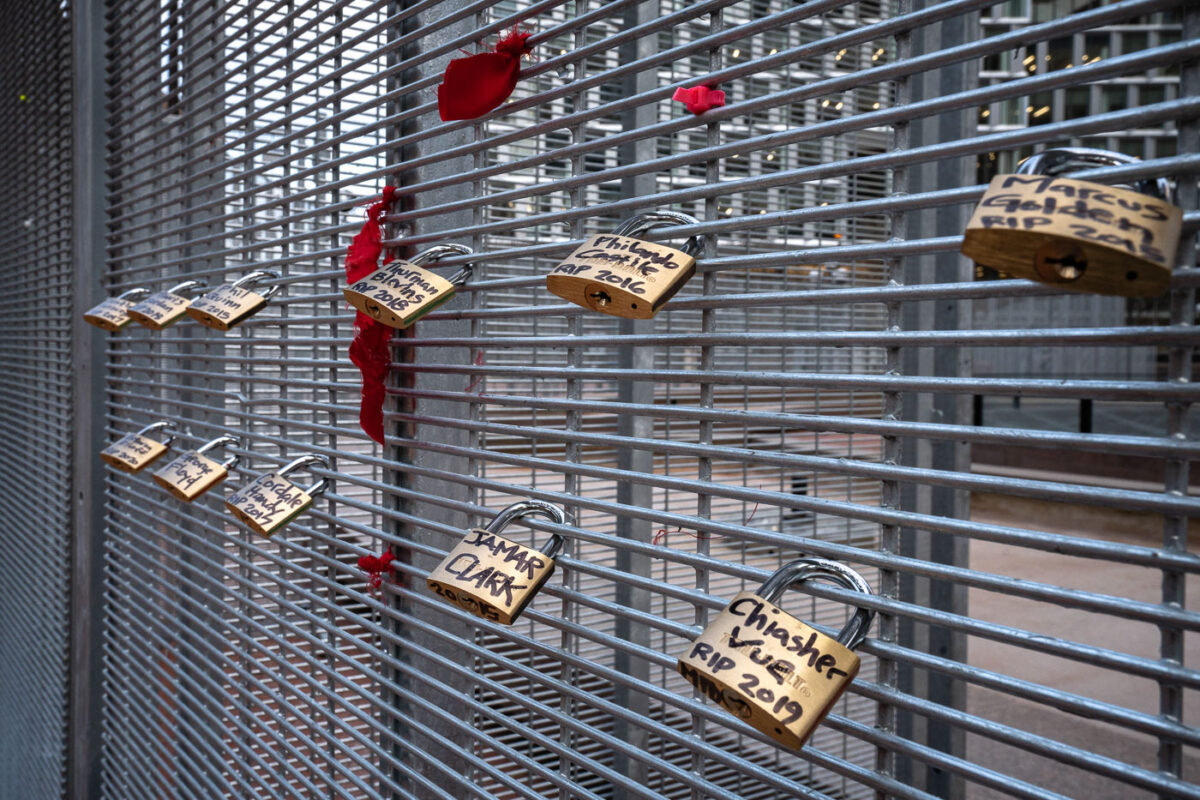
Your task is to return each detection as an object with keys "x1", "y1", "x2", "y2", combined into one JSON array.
[
  {"x1": 96, "y1": 0, "x2": 1199, "y2": 799},
  {"x1": 0, "y1": 1, "x2": 75, "y2": 798}
]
